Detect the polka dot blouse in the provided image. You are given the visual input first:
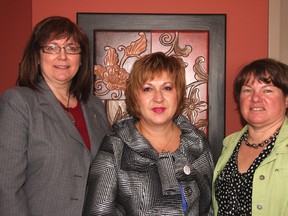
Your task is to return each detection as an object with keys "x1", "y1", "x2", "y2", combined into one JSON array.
[{"x1": 214, "y1": 133, "x2": 277, "y2": 215}]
